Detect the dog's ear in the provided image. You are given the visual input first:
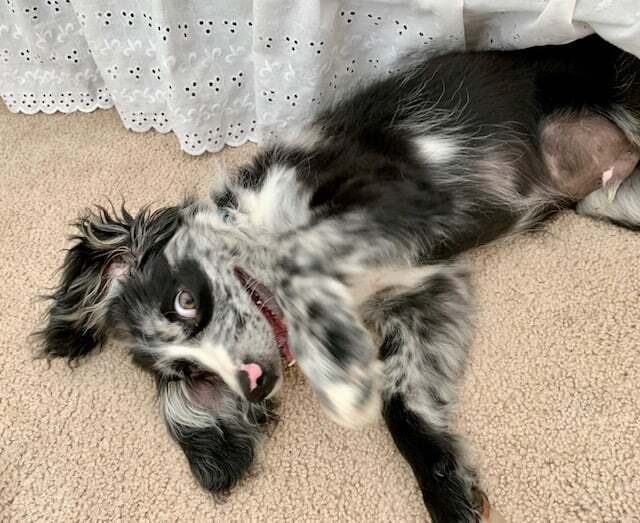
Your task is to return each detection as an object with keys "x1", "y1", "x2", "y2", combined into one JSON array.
[
  {"x1": 158, "y1": 377, "x2": 272, "y2": 493},
  {"x1": 36, "y1": 205, "x2": 183, "y2": 362}
]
